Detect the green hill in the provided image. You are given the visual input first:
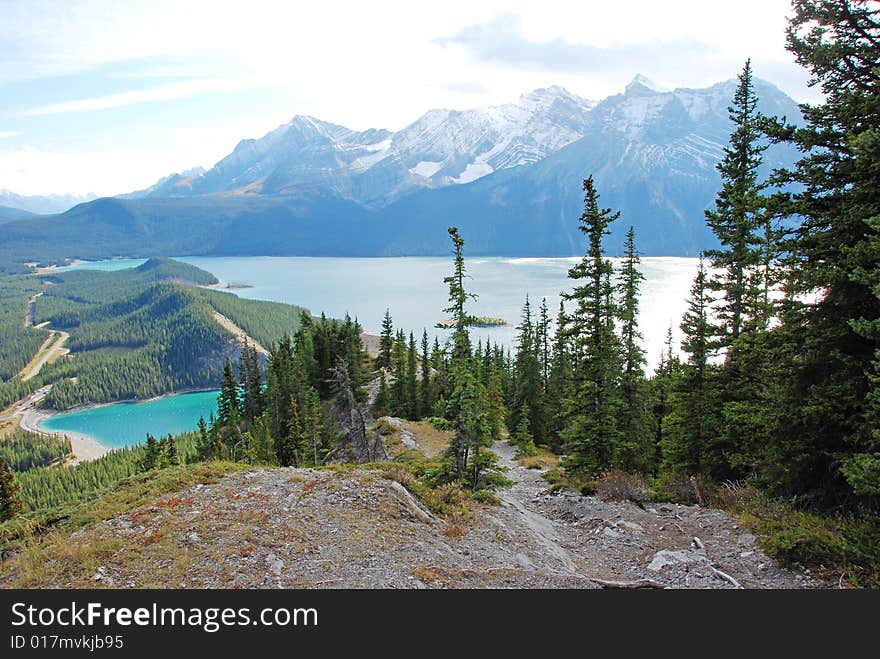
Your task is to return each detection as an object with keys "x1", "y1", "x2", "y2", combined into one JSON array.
[{"x1": 0, "y1": 259, "x2": 307, "y2": 409}]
